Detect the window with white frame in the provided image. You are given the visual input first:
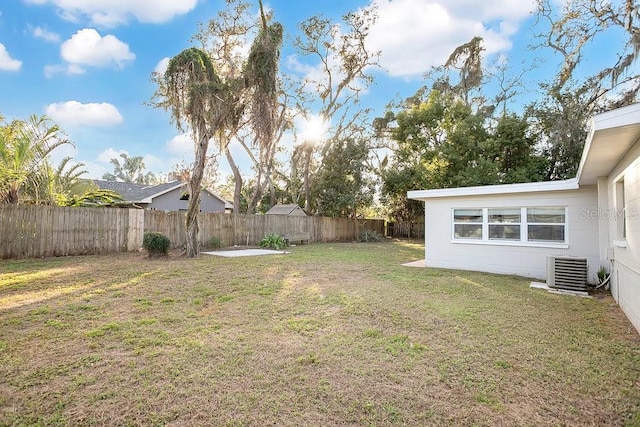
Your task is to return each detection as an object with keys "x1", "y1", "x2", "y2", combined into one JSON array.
[
  {"x1": 526, "y1": 207, "x2": 565, "y2": 242},
  {"x1": 453, "y1": 209, "x2": 483, "y2": 239},
  {"x1": 488, "y1": 208, "x2": 521, "y2": 240},
  {"x1": 452, "y1": 207, "x2": 567, "y2": 244}
]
